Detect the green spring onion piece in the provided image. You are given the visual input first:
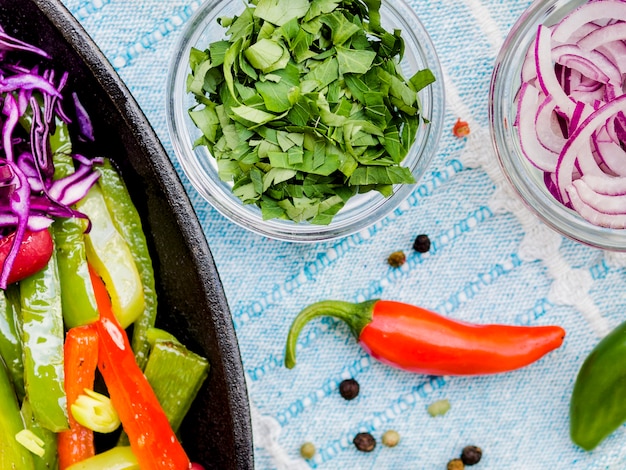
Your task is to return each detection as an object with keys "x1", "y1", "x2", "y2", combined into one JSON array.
[{"x1": 71, "y1": 389, "x2": 121, "y2": 434}]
